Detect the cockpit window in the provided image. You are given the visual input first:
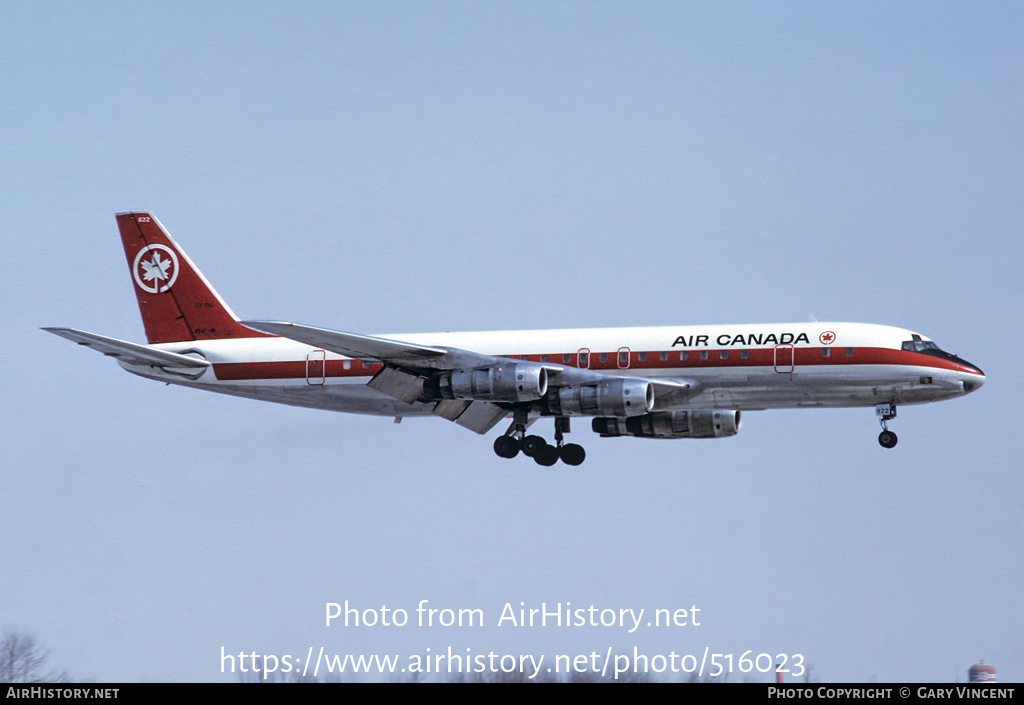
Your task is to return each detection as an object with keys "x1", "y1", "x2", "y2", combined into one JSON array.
[
  {"x1": 902, "y1": 340, "x2": 940, "y2": 353},
  {"x1": 899, "y1": 335, "x2": 982, "y2": 375}
]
